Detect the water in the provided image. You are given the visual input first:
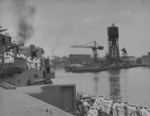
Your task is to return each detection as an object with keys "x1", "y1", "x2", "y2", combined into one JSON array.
[{"x1": 53, "y1": 67, "x2": 150, "y2": 108}]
